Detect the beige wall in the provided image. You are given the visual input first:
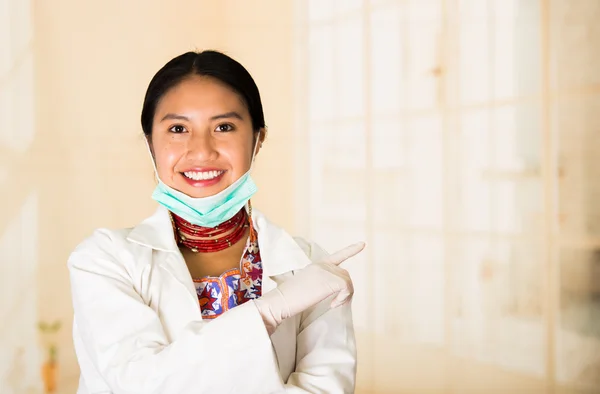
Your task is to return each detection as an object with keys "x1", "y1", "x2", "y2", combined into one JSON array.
[
  {"x1": 27, "y1": 0, "x2": 298, "y2": 388},
  {"x1": 218, "y1": 0, "x2": 298, "y2": 230},
  {"x1": 3, "y1": 1, "x2": 598, "y2": 393}
]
